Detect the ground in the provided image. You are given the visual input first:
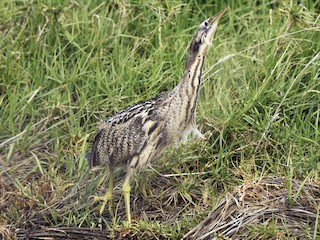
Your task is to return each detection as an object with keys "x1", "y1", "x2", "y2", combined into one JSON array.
[{"x1": 0, "y1": 0, "x2": 319, "y2": 239}]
